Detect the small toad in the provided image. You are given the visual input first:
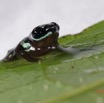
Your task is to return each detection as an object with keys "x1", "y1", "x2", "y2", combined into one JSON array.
[{"x1": 1, "y1": 22, "x2": 74, "y2": 62}]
